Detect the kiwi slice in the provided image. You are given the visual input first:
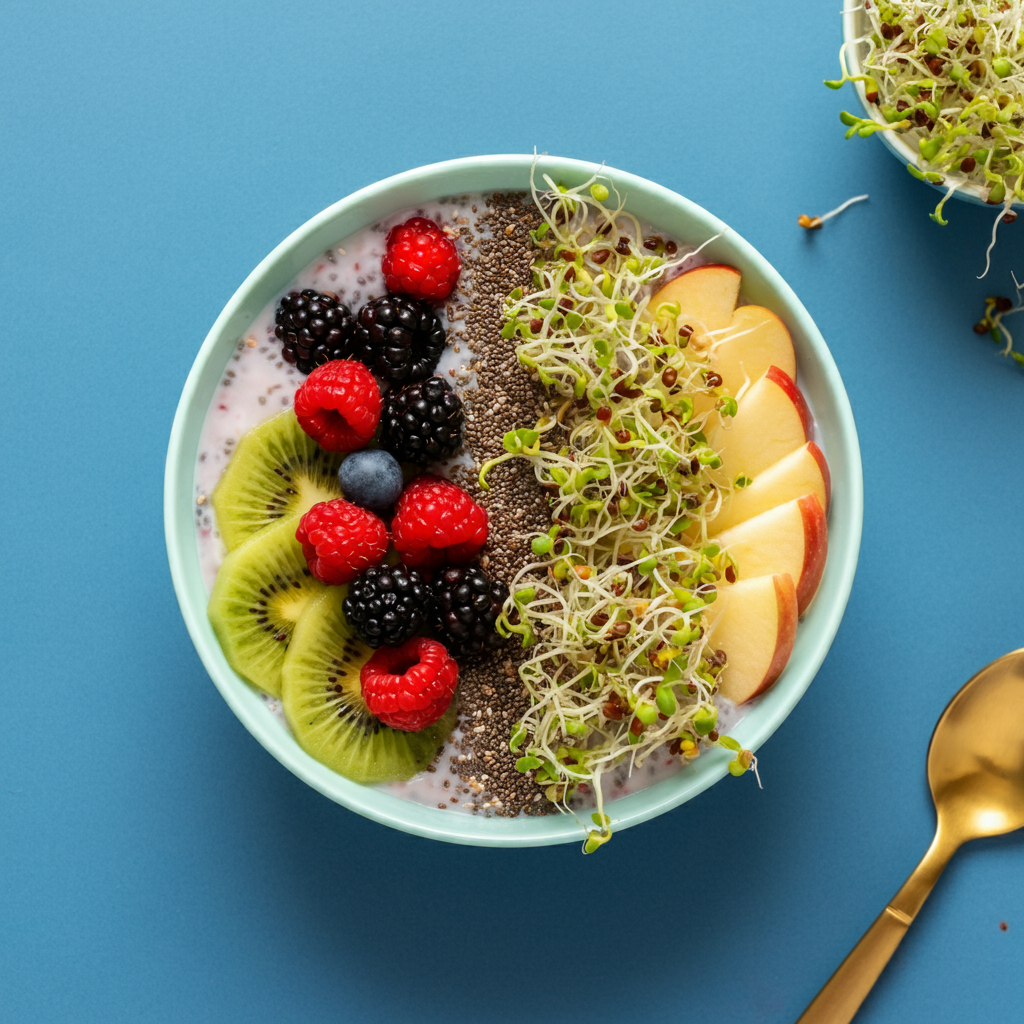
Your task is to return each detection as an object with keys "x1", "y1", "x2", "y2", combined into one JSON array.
[
  {"x1": 208, "y1": 516, "x2": 327, "y2": 697},
  {"x1": 212, "y1": 408, "x2": 344, "y2": 551},
  {"x1": 282, "y1": 590, "x2": 457, "y2": 784}
]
